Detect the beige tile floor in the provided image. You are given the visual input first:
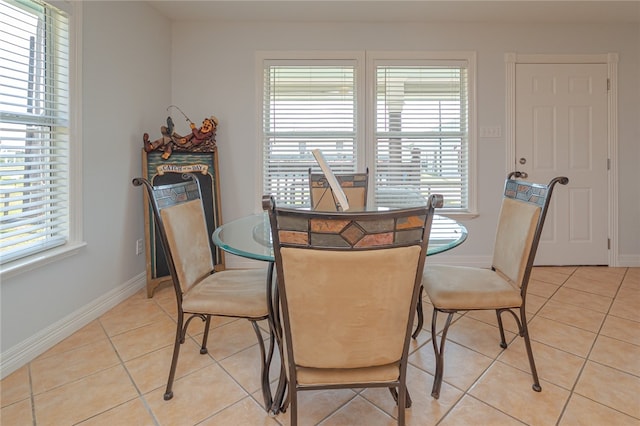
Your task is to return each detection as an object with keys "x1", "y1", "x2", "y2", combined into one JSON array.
[{"x1": 2, "y1": 266, "x2": 639, "y2": 425}]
